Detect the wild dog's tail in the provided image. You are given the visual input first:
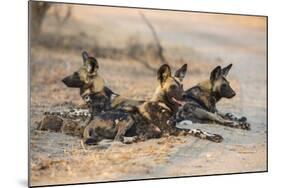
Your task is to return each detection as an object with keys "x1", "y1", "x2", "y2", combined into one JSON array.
[{"x1": 172, "y1": 127, "x2": 223, "y2": 143}]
